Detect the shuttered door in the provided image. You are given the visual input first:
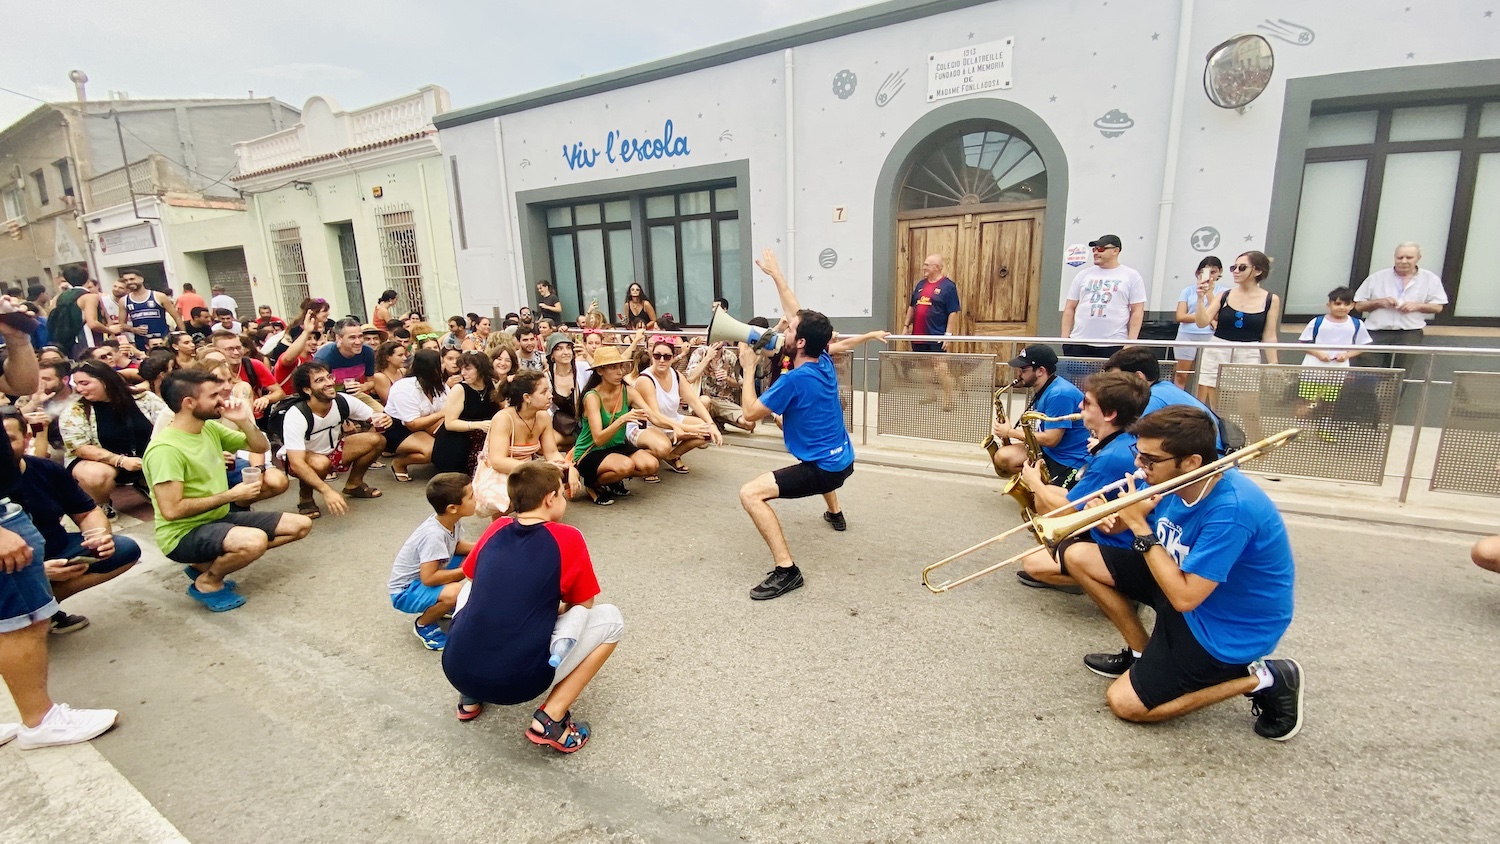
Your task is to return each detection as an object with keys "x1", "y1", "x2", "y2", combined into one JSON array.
[{"x1": 203, "y1": 248, "x2": 255, "y2": 319}]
